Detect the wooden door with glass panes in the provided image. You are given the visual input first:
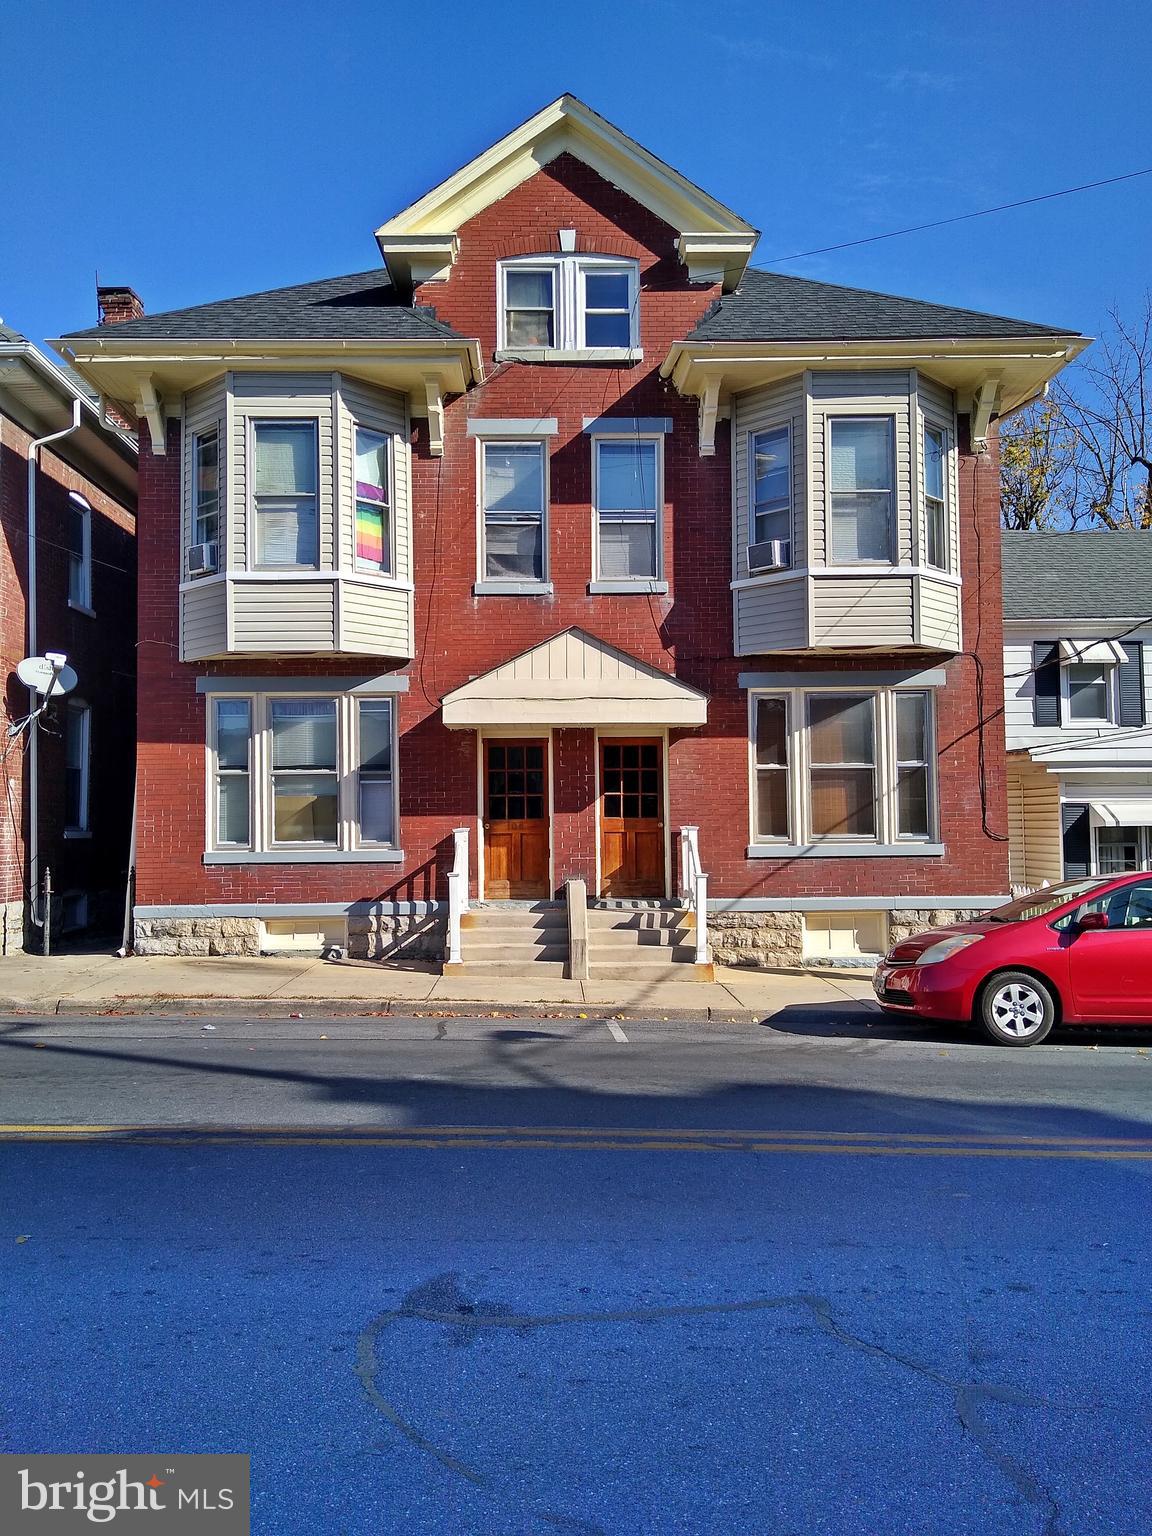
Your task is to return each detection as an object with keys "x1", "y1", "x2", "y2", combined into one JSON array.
[
  {"x1": 599, "y1": 738, "x2": 665, "y2": 897},
  {"x1": 483, "y1": 739, "x2": 549, "y2": 898}
]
